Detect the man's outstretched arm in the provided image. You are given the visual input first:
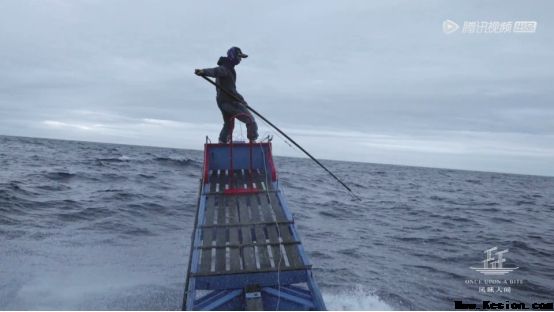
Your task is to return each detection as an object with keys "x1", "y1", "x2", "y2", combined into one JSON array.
[{"x1": 194, "y1": 66, "x2": 228, "y2": 78}]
